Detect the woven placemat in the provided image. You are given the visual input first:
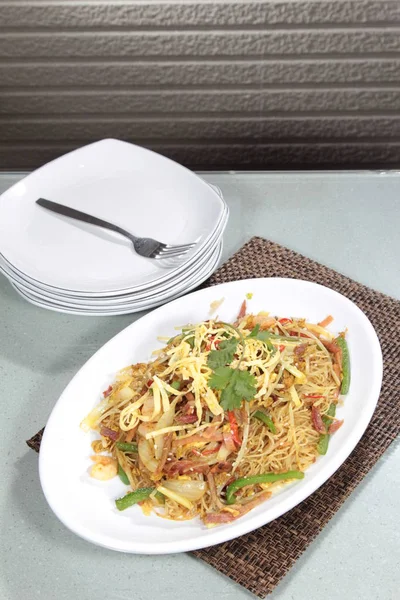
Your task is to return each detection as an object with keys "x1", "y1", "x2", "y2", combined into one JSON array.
[{"x1": 27, "y1": 237, "x2": 400, "y2": 597}]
